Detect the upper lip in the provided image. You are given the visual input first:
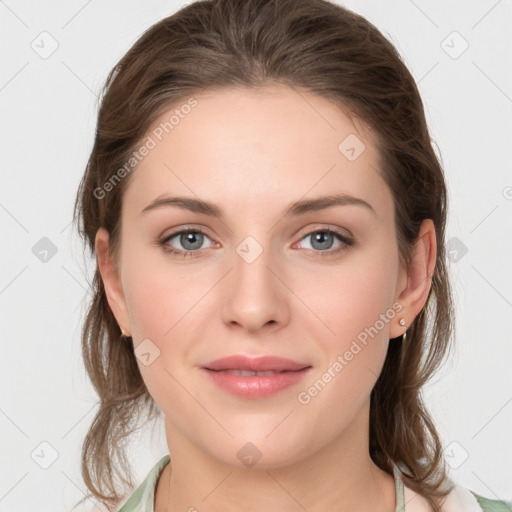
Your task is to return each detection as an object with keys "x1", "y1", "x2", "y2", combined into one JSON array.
[{"x1": 202, "y1": 355, "x2": 311, "y2": 372}]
